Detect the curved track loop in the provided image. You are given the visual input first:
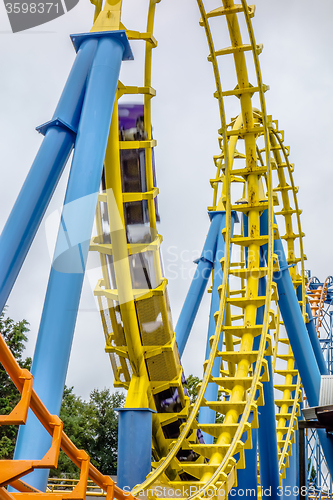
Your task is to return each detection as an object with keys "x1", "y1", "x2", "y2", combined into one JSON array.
[
  {"x1": 132, "y1": 0, "x2": 276, "y2": 495},
  {"x1": 257, "y1": 122, "x2": 306, "y2": 481},
  {"x1": 0, "y1": 0, "x2": 309, "y2": 497},
  {"x1": 131, "y1": 0, "x2": 308, "y2": 494}
]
